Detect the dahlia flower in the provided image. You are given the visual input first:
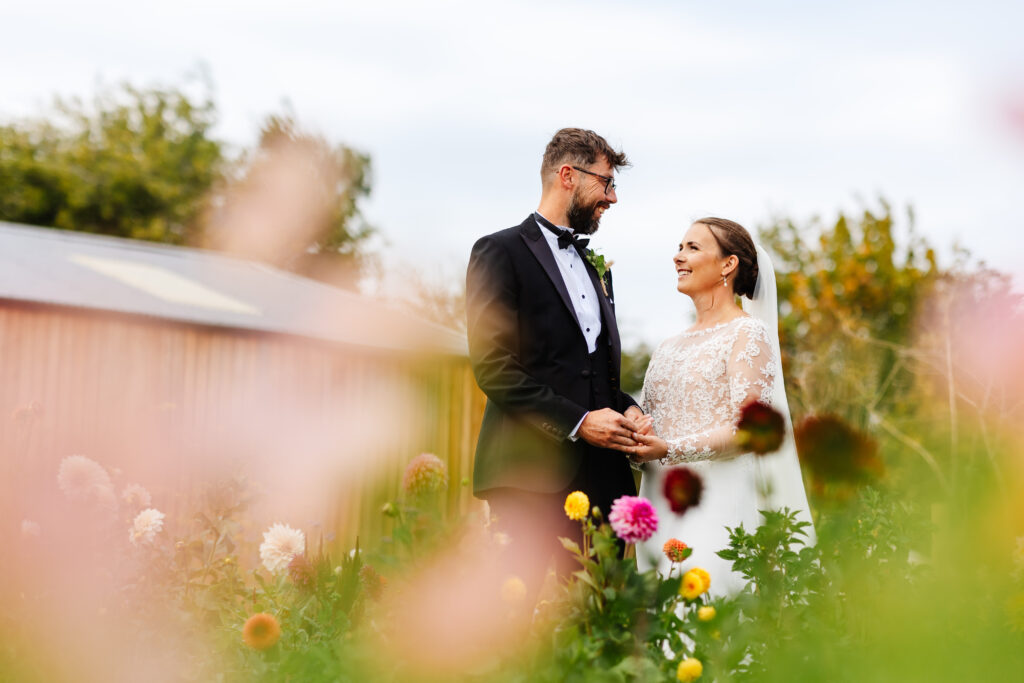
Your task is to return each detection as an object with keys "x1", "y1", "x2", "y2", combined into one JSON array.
[
  {"x1": 563, "y1": 491, "x2": 590, "y2": 521},
  {"x1": 57, "y1": 455, "x2": 115, "y2": 505},
  {"x1": 288, "y1": 554, "x2": 316, "y2": 589},
  {"x1": 402, "y1": 453, "x2": 448, "y2": 495},
  {"x1": 735, "y1": 400, "x2": 786, "y2": 455},
  {"x1": 242, "y1": 612, "x2": 281, "y2": 650},
  {"x1": 129, "y1": 508, "x2": 165, "y2": 546},
  {"x1": 795, "y1": 414, "x2": 883, "y2": 484},
  {"x1": 676, "y1": 656, "x2": 703, "y2": 682},
  {"x1": 697, "y1": 605, "x2": 716, "y2": 622},
  {"x1": 359, "y1": 564, "x2": 387, "y2": 600},
  {"x1": 121, "y1": 483, "x2": 152, "y2": 509},
  {"x1": 259, "y1": 523, "x2": 305, "y2": 574},
  {"x1": 663, "y1": 467, "x2": 703, "y2": 515},
  {"x1": 663, "y1": 538, "x2": 691, "y2": 563},
  {"x1": 608, "y1": 496, "x2": 658, "y2": 544},
  {"x1": 681, "y1": 568, "x2": 709, "y2": 600}
]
